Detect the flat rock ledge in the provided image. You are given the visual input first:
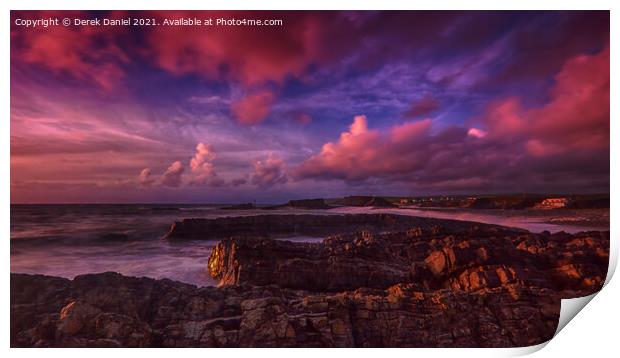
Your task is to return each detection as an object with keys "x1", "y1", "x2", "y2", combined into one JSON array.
[
  {"x1": 11, "y1": 216, "x2": 609, "y2": 348},
  {"x1": 164, "y1": 213, "x2": 517, "y2": 240}
]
